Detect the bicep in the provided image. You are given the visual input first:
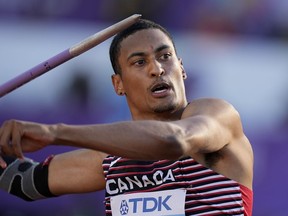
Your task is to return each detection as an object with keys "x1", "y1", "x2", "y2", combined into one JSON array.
[{"x1": 48, "y1": 149, "x2": 107, "y2": 195}]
